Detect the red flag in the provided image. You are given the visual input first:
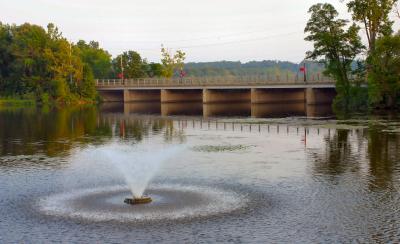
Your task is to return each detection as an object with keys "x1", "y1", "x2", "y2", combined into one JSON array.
[{"x1": 300, "y1": 67, "x2": 306, "y2": 73}]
